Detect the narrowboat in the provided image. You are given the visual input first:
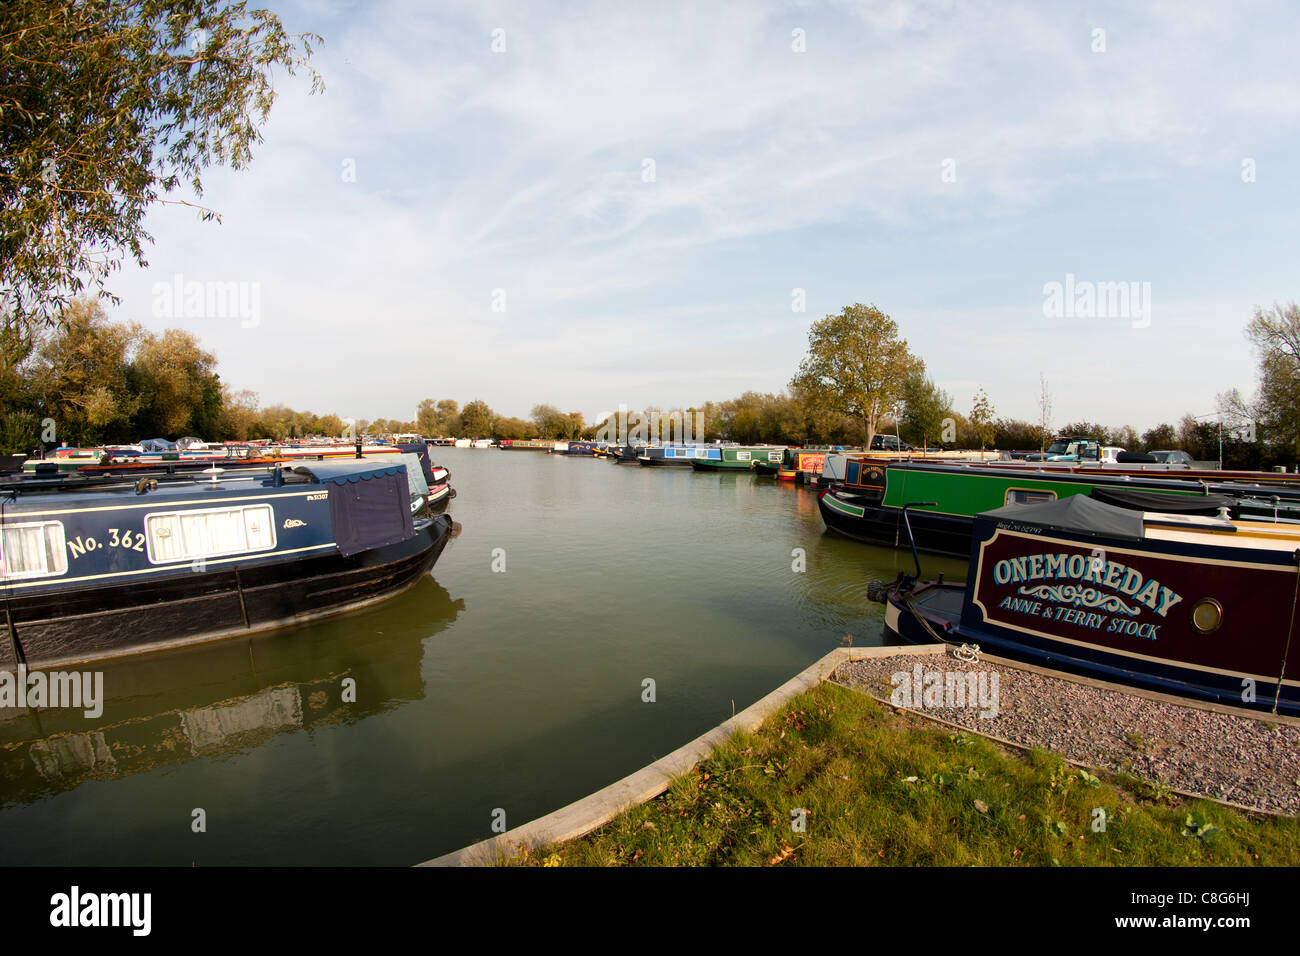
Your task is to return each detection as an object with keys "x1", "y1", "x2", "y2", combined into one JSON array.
[
  {"x1": 0, "y1": 459, "x2": 455, "y2": 669},
  {"x1": 609, "y1": 444, "x2": 644, "y2": 464},
  {"x1": 819, "y1": 459, "x2": 1300, "y2": 558},
  {"x1": 563, "y1": 441, "x2": 600, "y2": 456},
  {"x1": 776, "y1": 449, "x2": 829, "y2": 483},
  {"x1": 498, "y1": 439, "x2": 553, "y2": 451},
  {"x1": 638, "y1": 445, "x2": 711, "y2": 467},
  {"x1": 875, "y1": 494, "x2": 1300, "y2": 716},
  {"x1": 689, "y1": 446, "x2": 785, "y2": 472}
]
